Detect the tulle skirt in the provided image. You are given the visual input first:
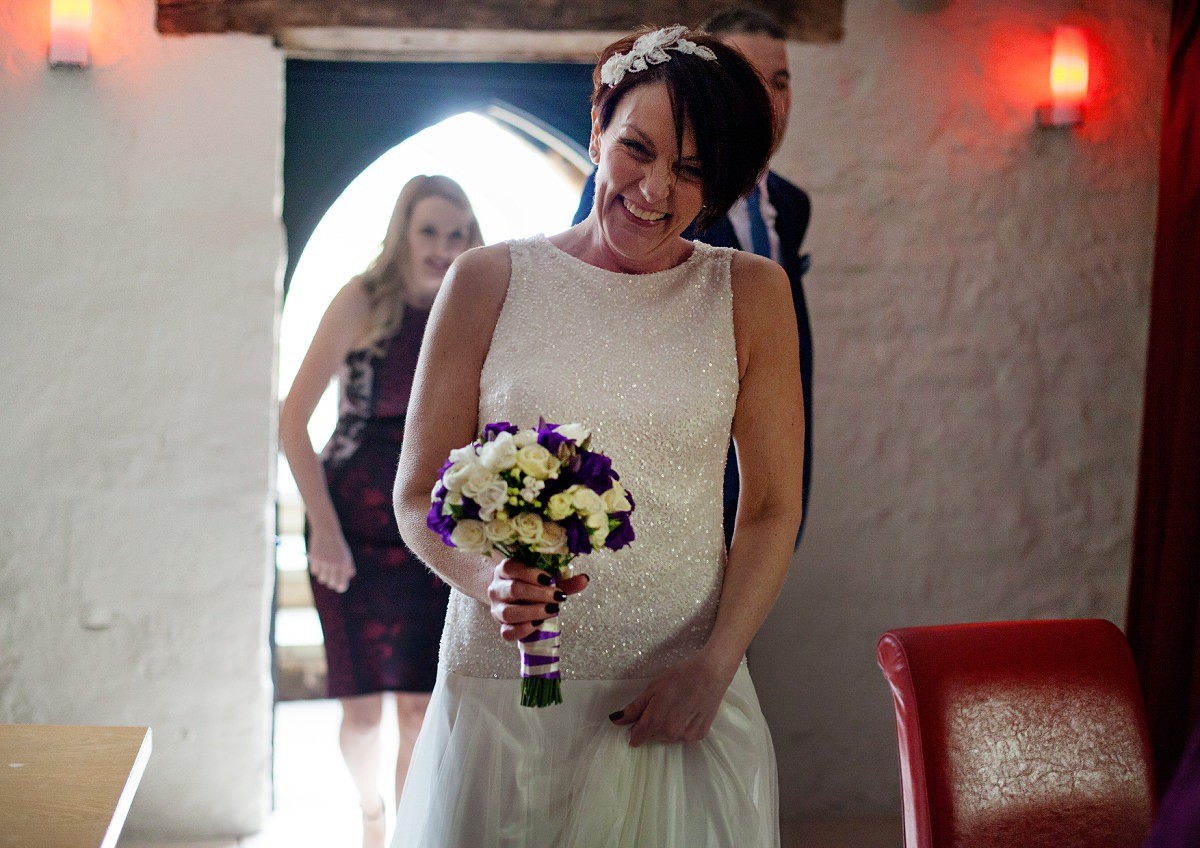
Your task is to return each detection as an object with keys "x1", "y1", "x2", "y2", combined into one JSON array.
[{"x1": 390, "y1": 664, "x2": 779, "y2": 847}]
